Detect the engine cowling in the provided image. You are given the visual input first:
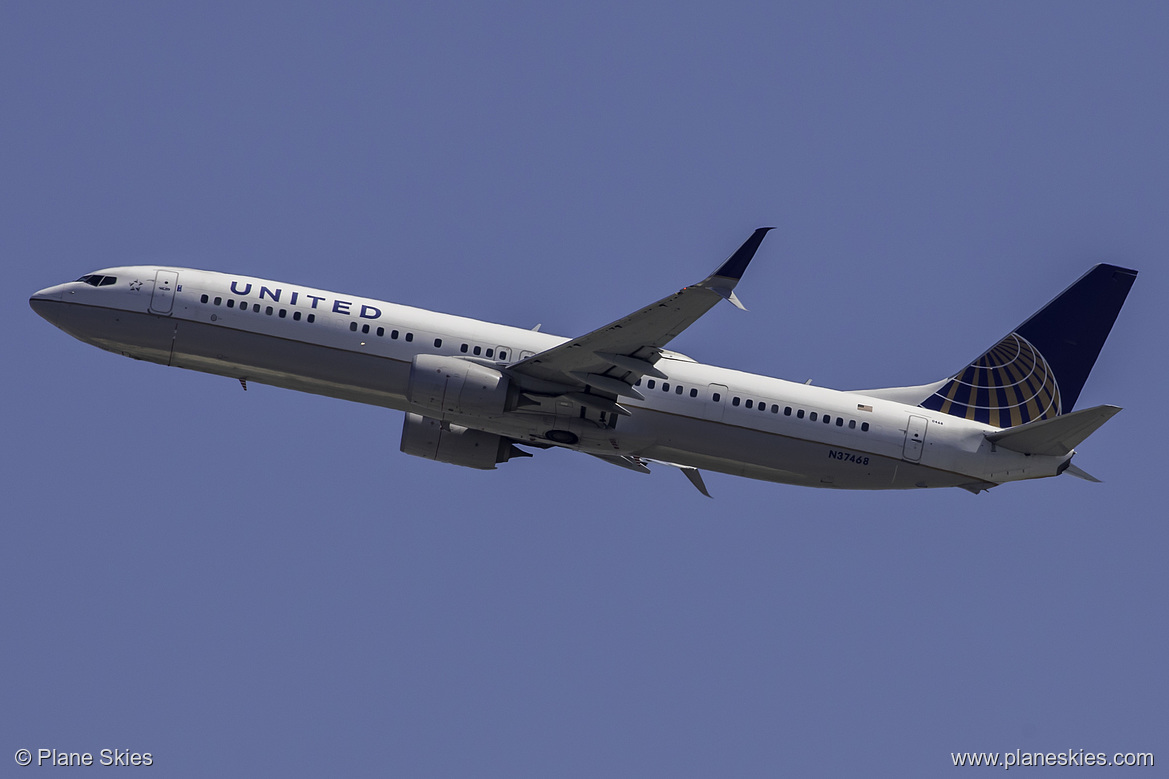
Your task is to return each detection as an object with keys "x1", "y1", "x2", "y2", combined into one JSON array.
[
  {"x1": 400, "y1": 413, "x2": 524, "y2": 470},
  {"x1": 407, "y1": 354, "x2": 510, "y2": 418}
]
